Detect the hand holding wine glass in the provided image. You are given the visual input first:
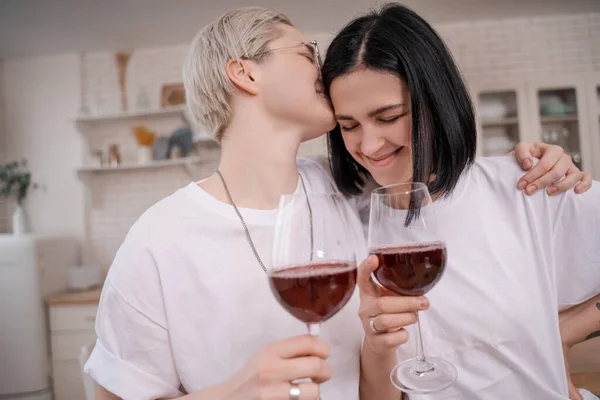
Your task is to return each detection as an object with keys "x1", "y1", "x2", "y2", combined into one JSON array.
[
  {"x1": 223, "y1": 335, "x2": 331, "y2": 400},
  {"x1": 268, "y1": 192, "x2": 359, "y2": 398},
  {"x1": 368, "y1": 182, "x2": 456, "y2": 394},
  {"x1": 357, "y1": 254, "x2": 429, "y2": 355}
]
